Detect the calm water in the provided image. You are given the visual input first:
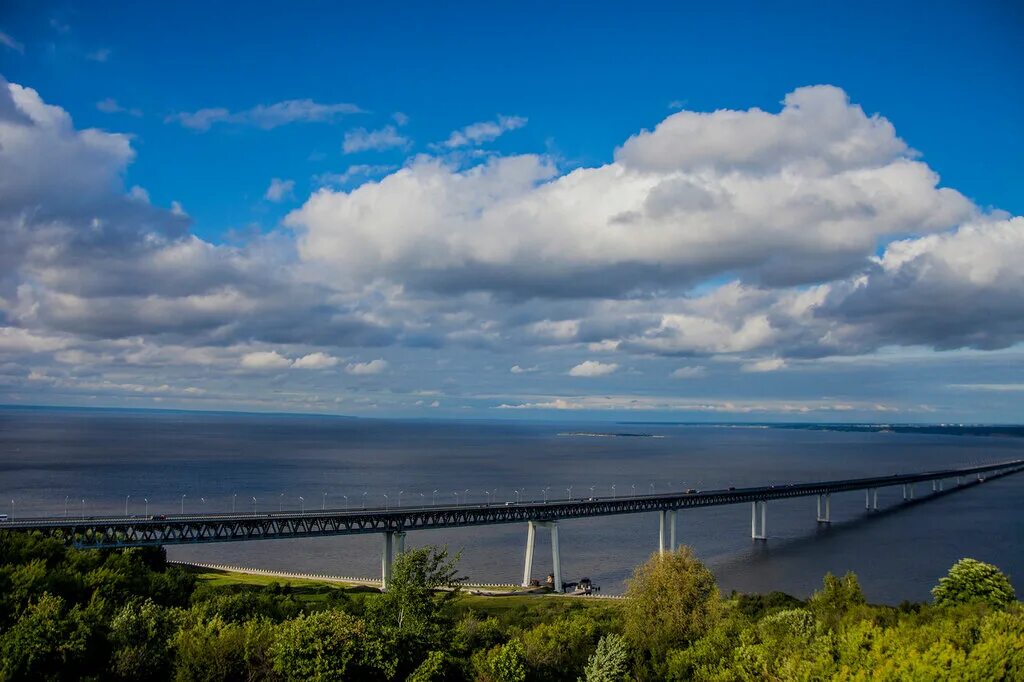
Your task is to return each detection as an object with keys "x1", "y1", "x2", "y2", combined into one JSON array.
[{"x1": 1, "y1": 407, "x2": 1022, "y2": 603}]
